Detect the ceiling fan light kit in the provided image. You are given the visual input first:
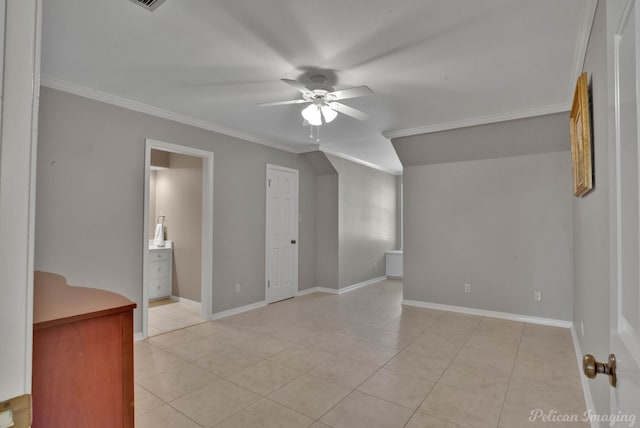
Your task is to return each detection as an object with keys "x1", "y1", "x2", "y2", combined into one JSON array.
[
  {"x1": 258, "y1": 75, "x2": 373, "y2": 134},
  {"x1": 301, "y1": 104, "x2": 323, "y2": 126}
]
